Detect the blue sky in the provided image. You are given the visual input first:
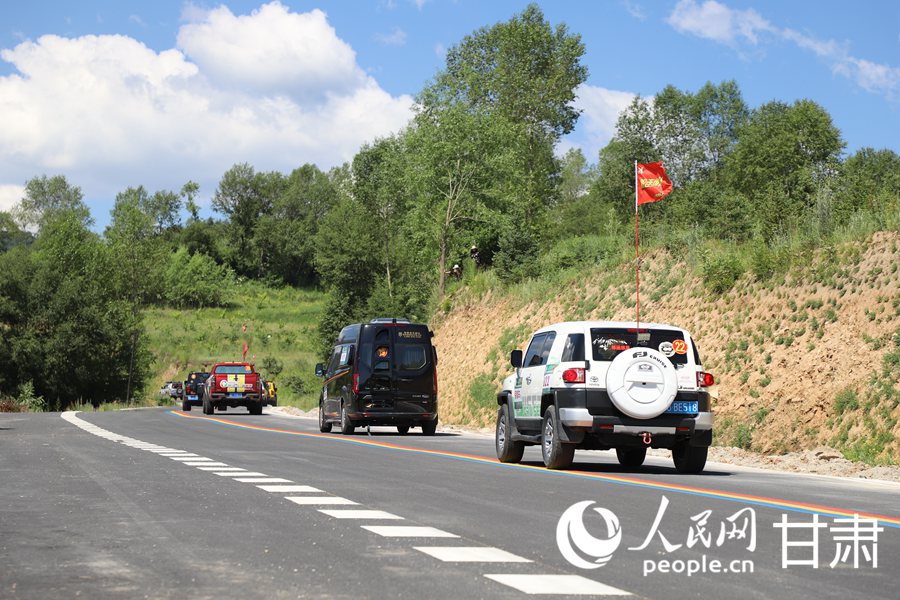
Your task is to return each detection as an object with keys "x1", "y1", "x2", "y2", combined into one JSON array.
[{"x1": 1, "y1": 1, "x2": 897, "y2": 228}]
